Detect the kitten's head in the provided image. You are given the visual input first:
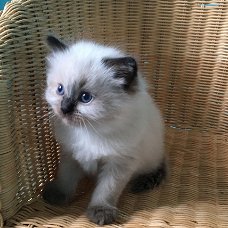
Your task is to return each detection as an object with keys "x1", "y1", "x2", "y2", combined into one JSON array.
[{"x1": 45, "y1": 35, "x2": 140, "y2": 126}]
